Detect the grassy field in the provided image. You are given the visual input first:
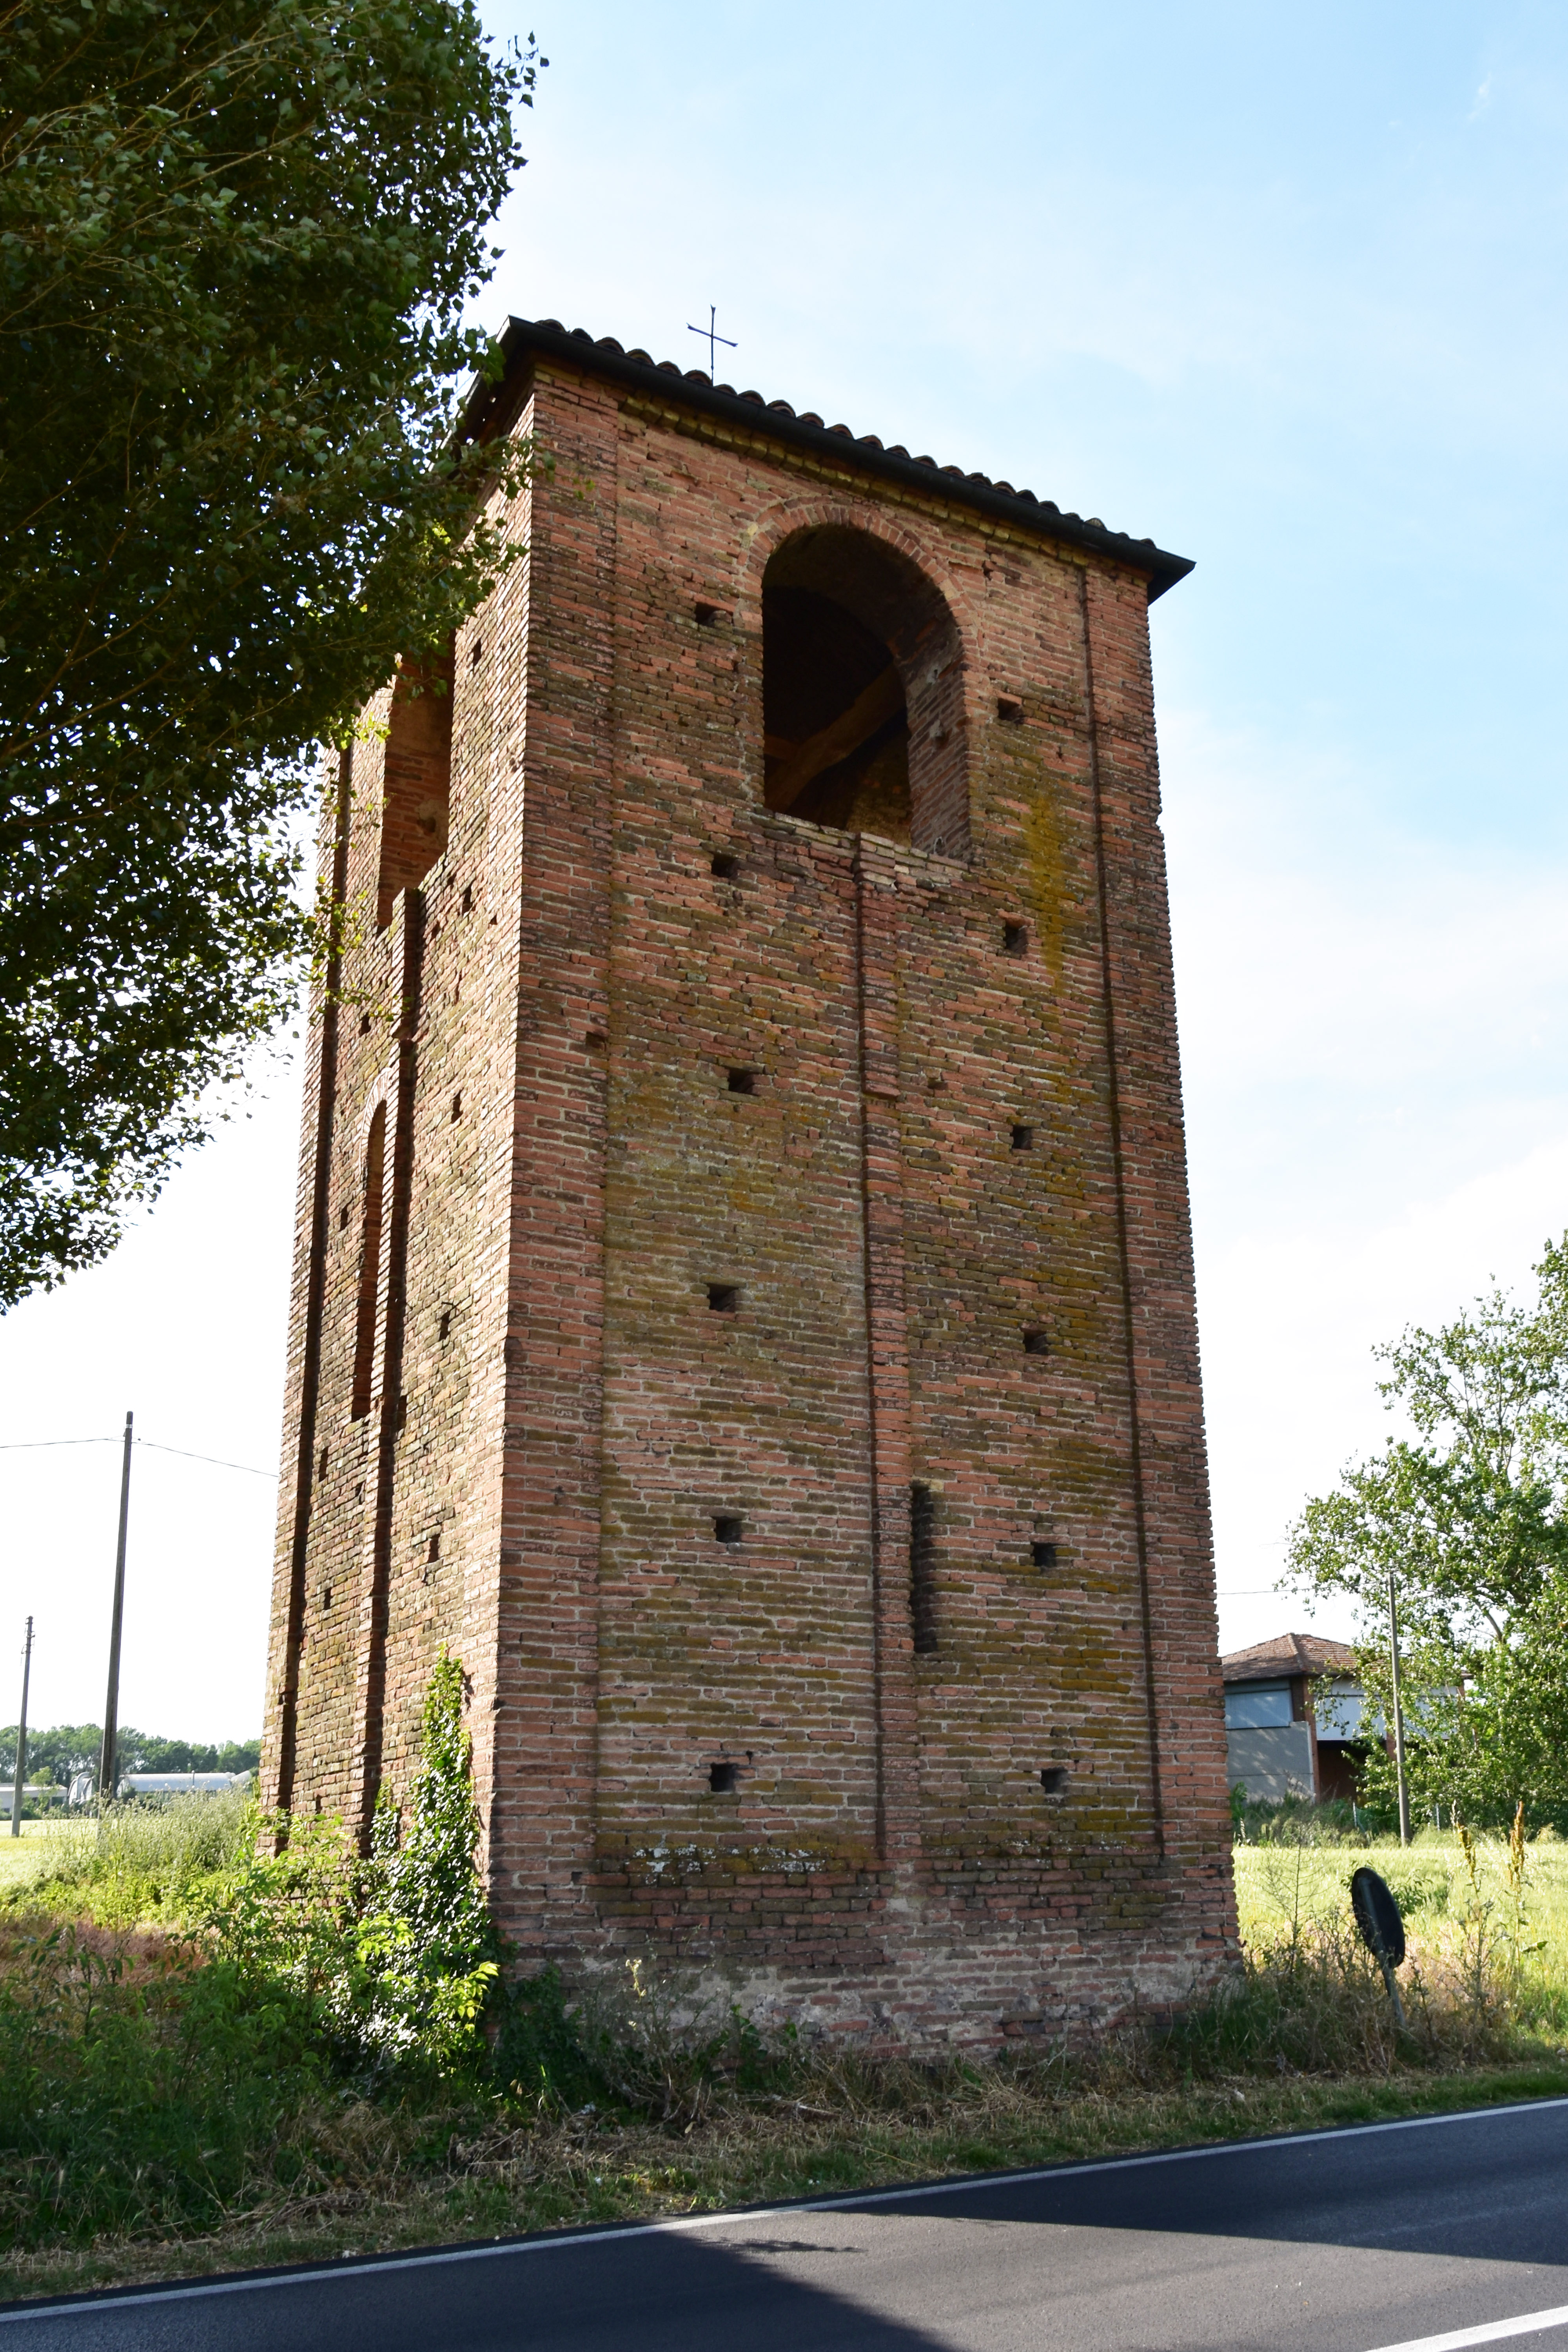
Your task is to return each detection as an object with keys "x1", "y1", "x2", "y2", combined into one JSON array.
[
  {"x1": 1, "y1": 1813, "x2": 1564, "y2": 2305},
  {"x1": 0, "y1": 1823, "x2": 73, "y2": 1899}
]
